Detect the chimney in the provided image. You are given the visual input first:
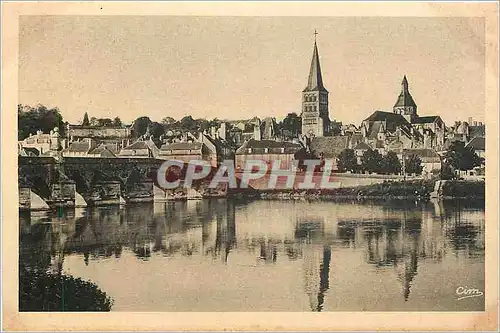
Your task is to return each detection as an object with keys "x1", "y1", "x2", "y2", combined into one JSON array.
[
  {"x1": 468, "y1": 117, "x2": 473, "y2": 125},
  {"x1": 473, "y1": 121, "x2": 478, "y2": 126},
  {"x1": 253, "y1": 124, "x2": 261, "y2": 141},
  {"x1": 479, "y1": 121, "x2": 483, "y2": 126},
  {"x1": 219, "y1": 122, "x2": 227, "y2": 141}
]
